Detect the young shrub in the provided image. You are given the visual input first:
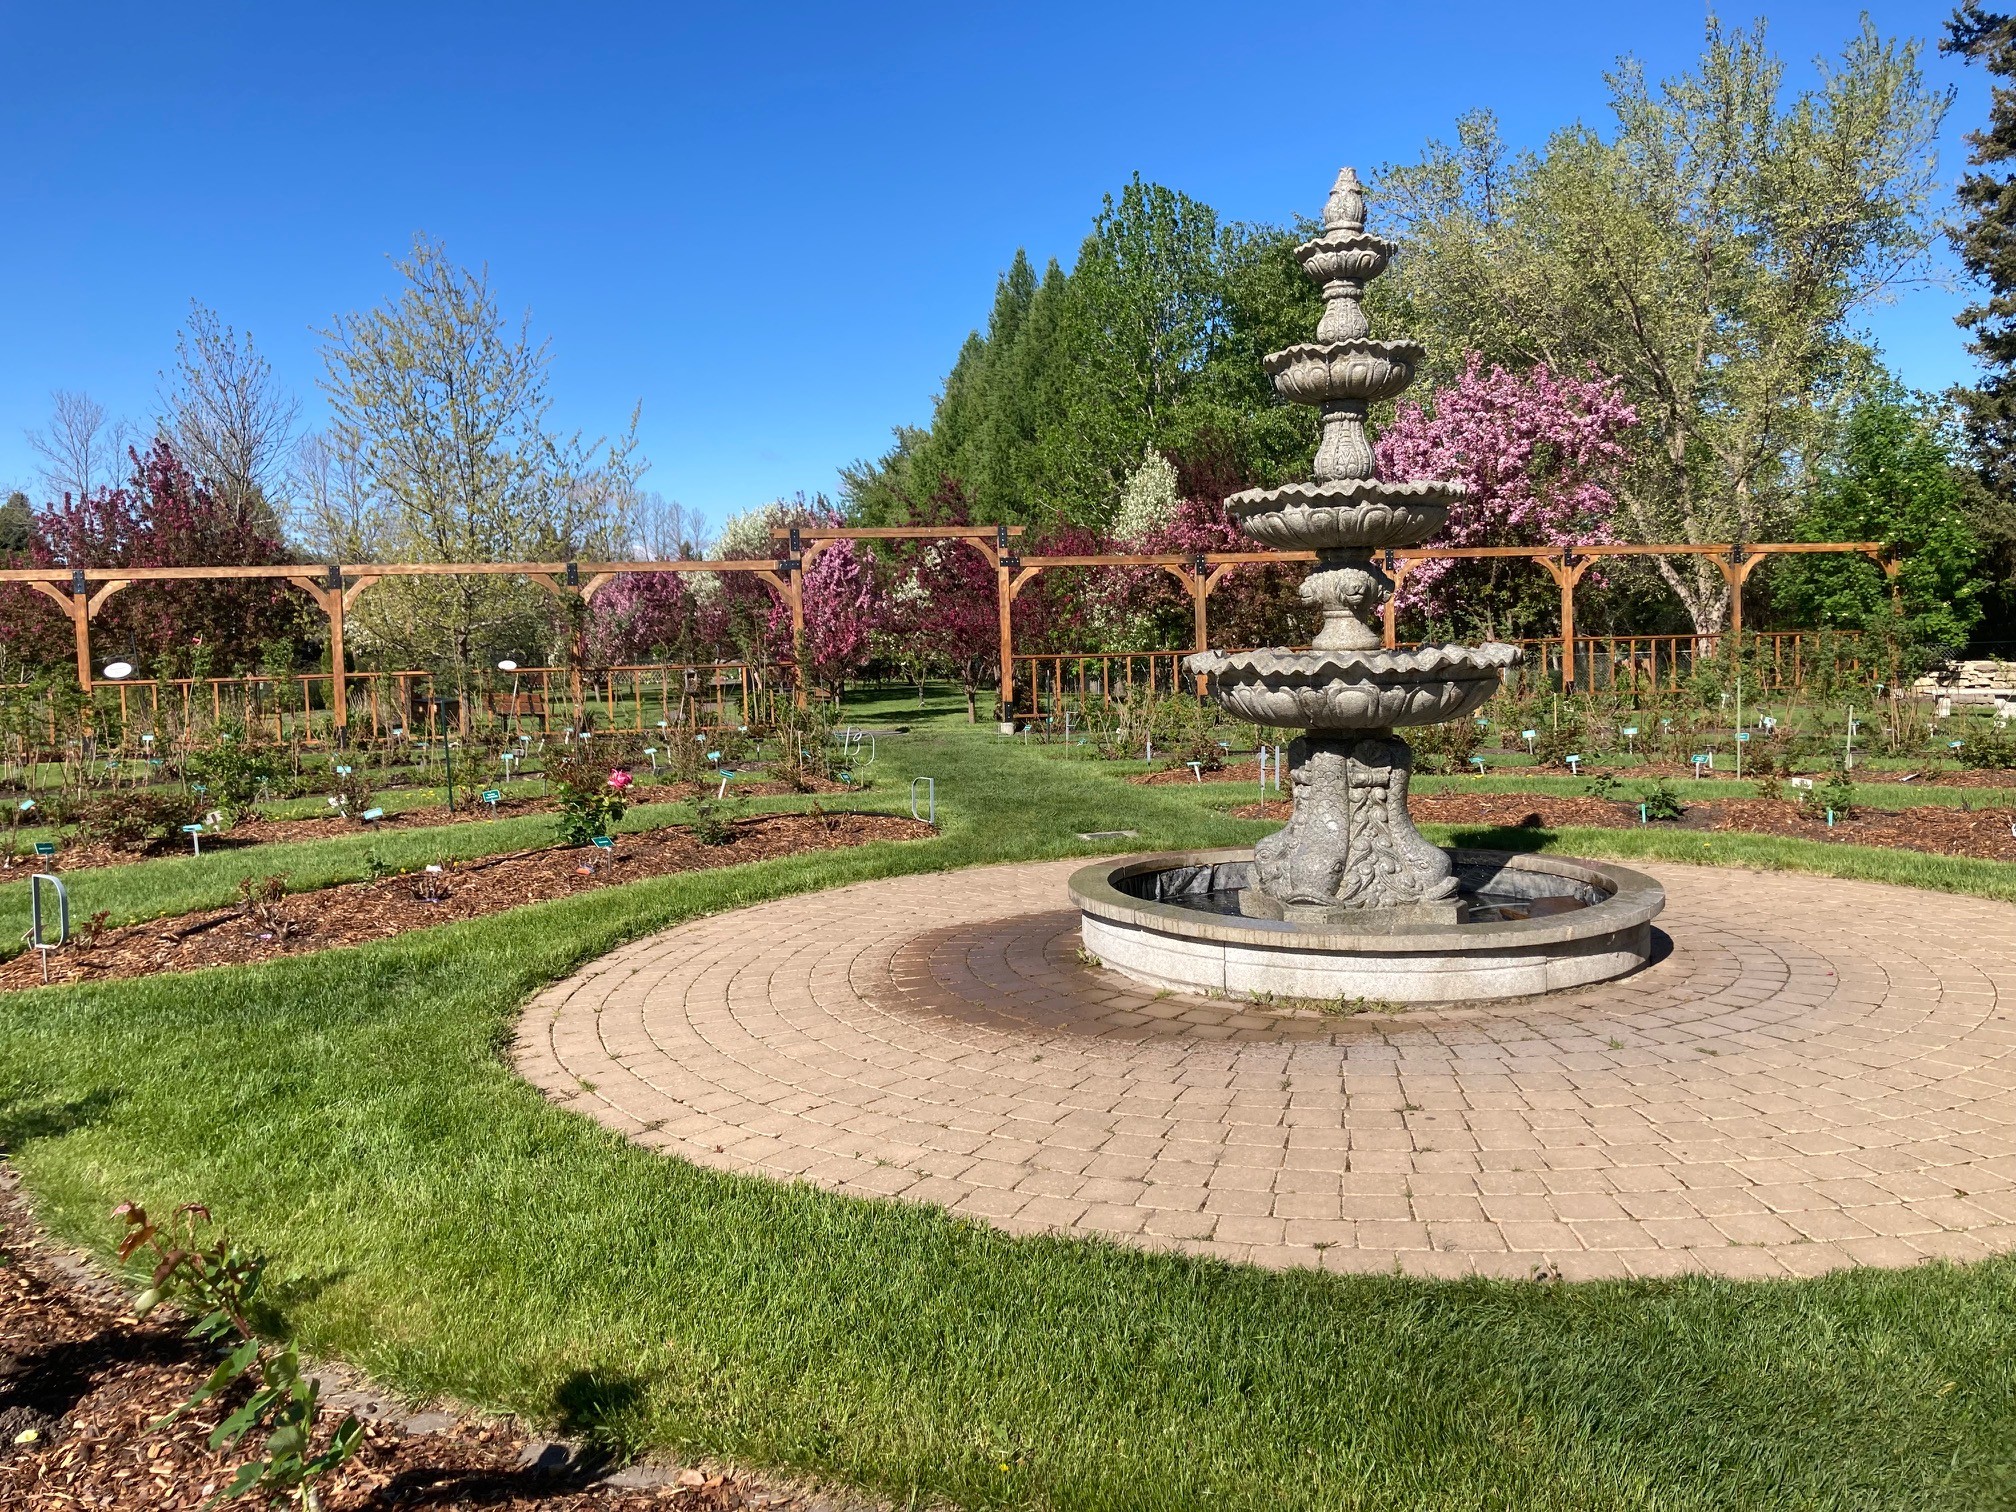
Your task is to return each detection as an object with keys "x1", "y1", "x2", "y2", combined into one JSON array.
[
  {"x1": 551, "y1": 755, "x2": 631, "y2": 845},
  {"x1": 236, "y1": 874, "x2": 294, "y2": 938},
  {"x1": 116, "y1": 1202, "x2": 363, "y2": 1512},
  {"x1": 1413, "y1": 718, "x2": 1483, "y2": 773},
  {"x1": 1963, "y1": 722, "x2": 2016, "y2": 770},
  {"x1": 73, "y1": 789, "x2": 200, "y2": 852},
  {"x1": 186, "y1": 727, "x2": 284, "y2": 826},
  {"x1": 688, "y1": 791, "x2": 742, "y2": 846},
  {"x1": 325, "y1": 768, "x2": 375, "y2": 821},
  {"x1": 1636, "y1": 779, "x2": 1686, "y2": 822},
  {"x1": 1811, "y1": 766, "x2": 1857, "y2": 818}
]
